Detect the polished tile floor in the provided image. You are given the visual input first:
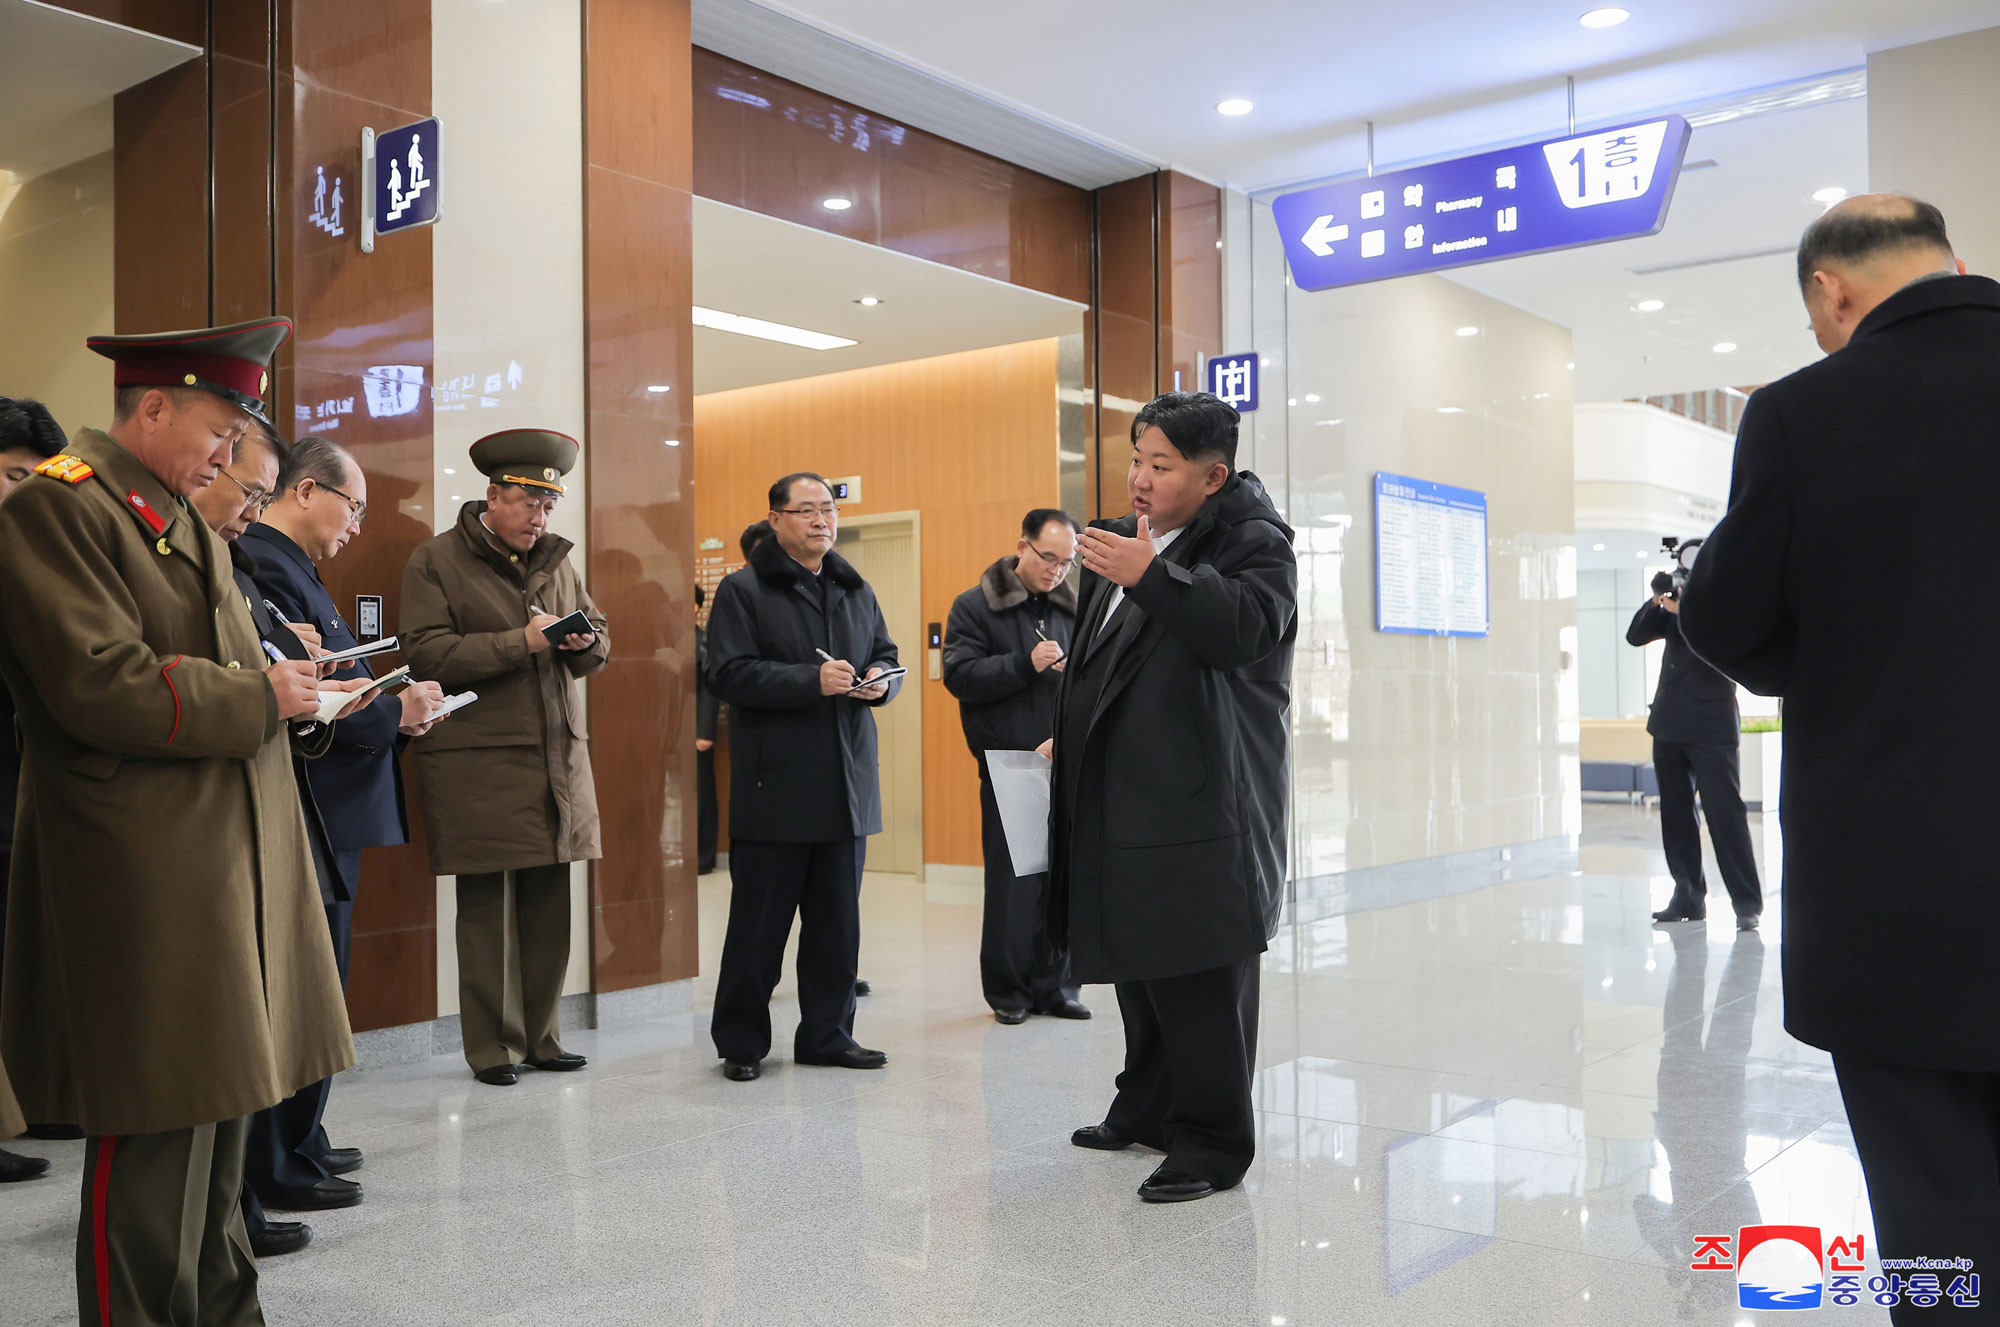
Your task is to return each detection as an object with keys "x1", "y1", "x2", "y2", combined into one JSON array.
[{"x1": 1, "y1": 805, "x2": 1889, "y2": 1325}]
